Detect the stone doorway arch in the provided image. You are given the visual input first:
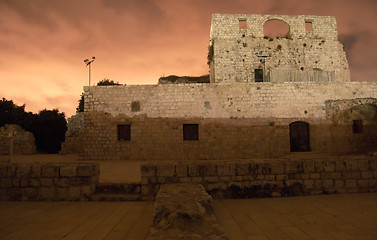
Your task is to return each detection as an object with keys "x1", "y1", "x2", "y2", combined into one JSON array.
[{"x1": 289, "y1": 121, "x2": 310, "y2": 152}]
